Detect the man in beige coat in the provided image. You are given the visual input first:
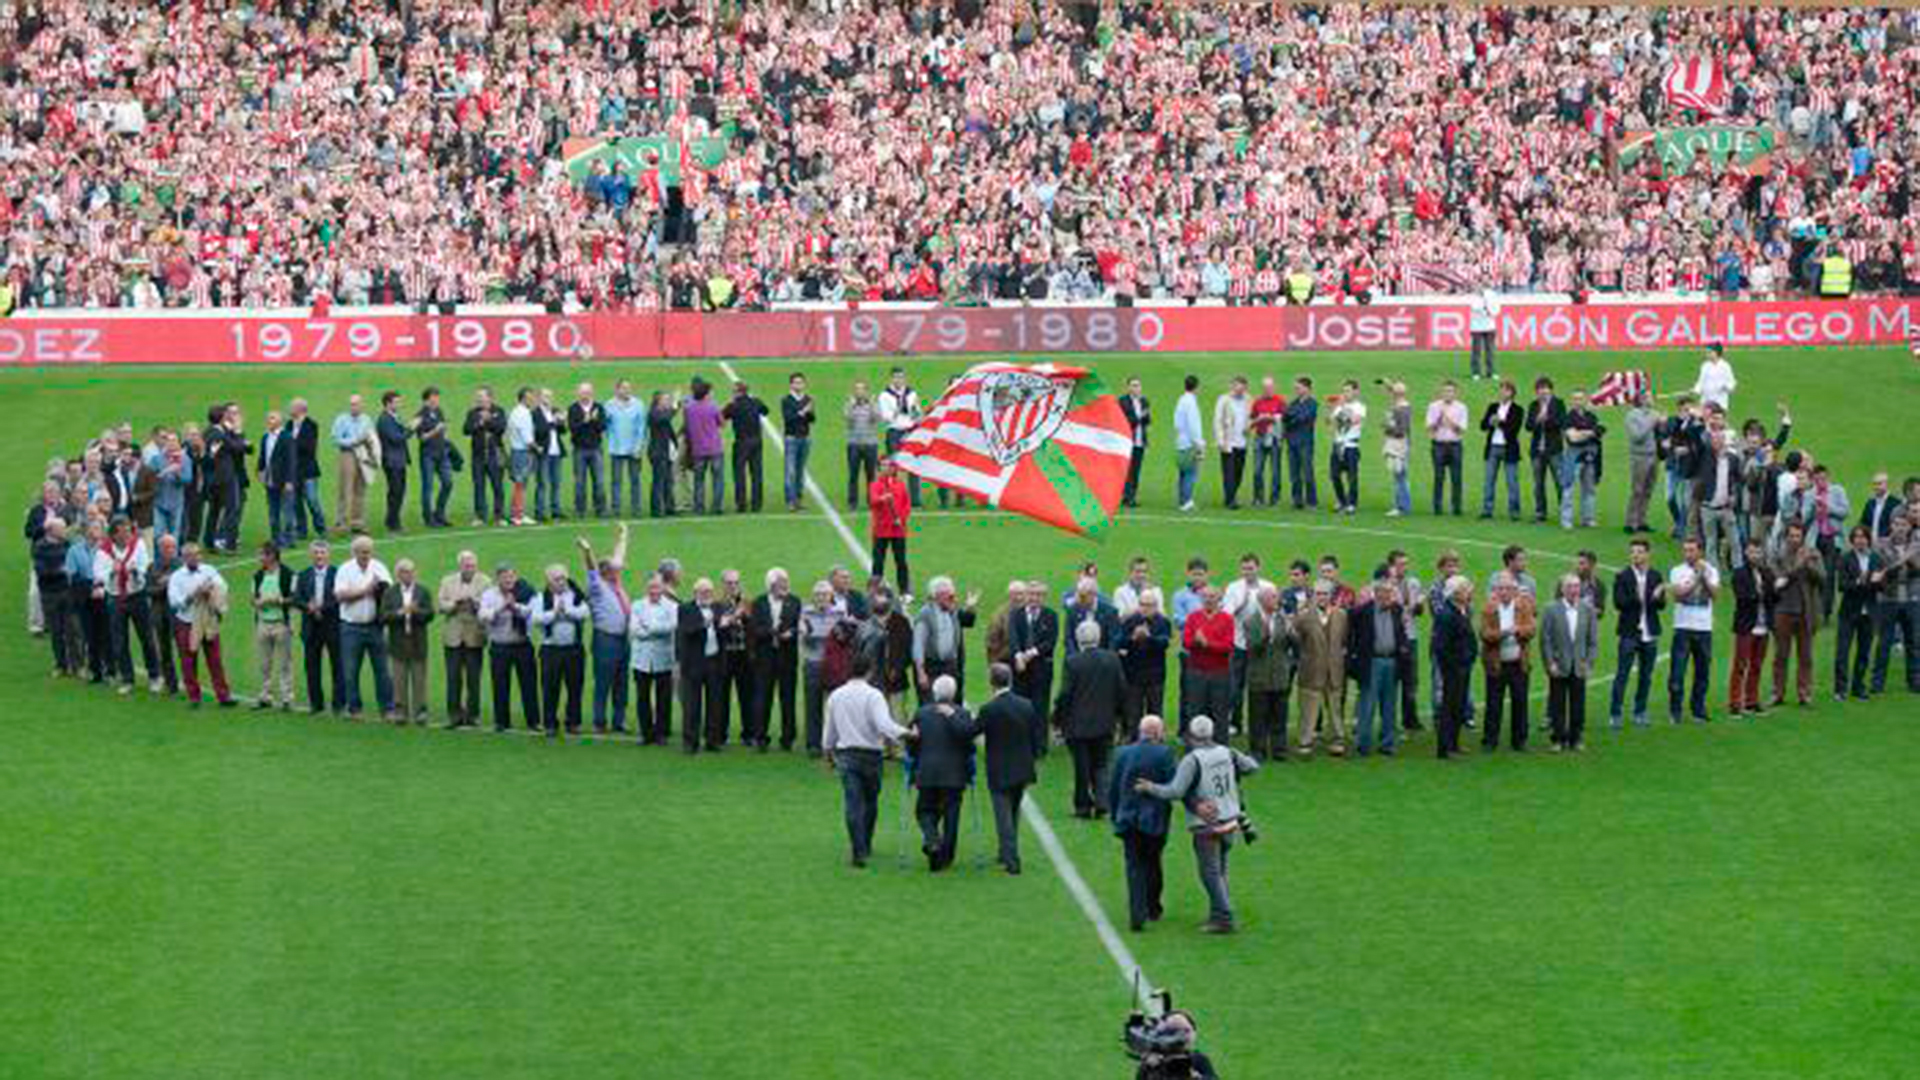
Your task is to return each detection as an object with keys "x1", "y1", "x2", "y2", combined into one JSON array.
[
  {"x1": 1292, "y1": 579, "x2": 1349, "y2": 758},
  {"x1": 437, "y1": 550, "x2": 487, "y2": 728},
  {"x1": 381, "y1": 558, "x2": 435, "y2": 724}
]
